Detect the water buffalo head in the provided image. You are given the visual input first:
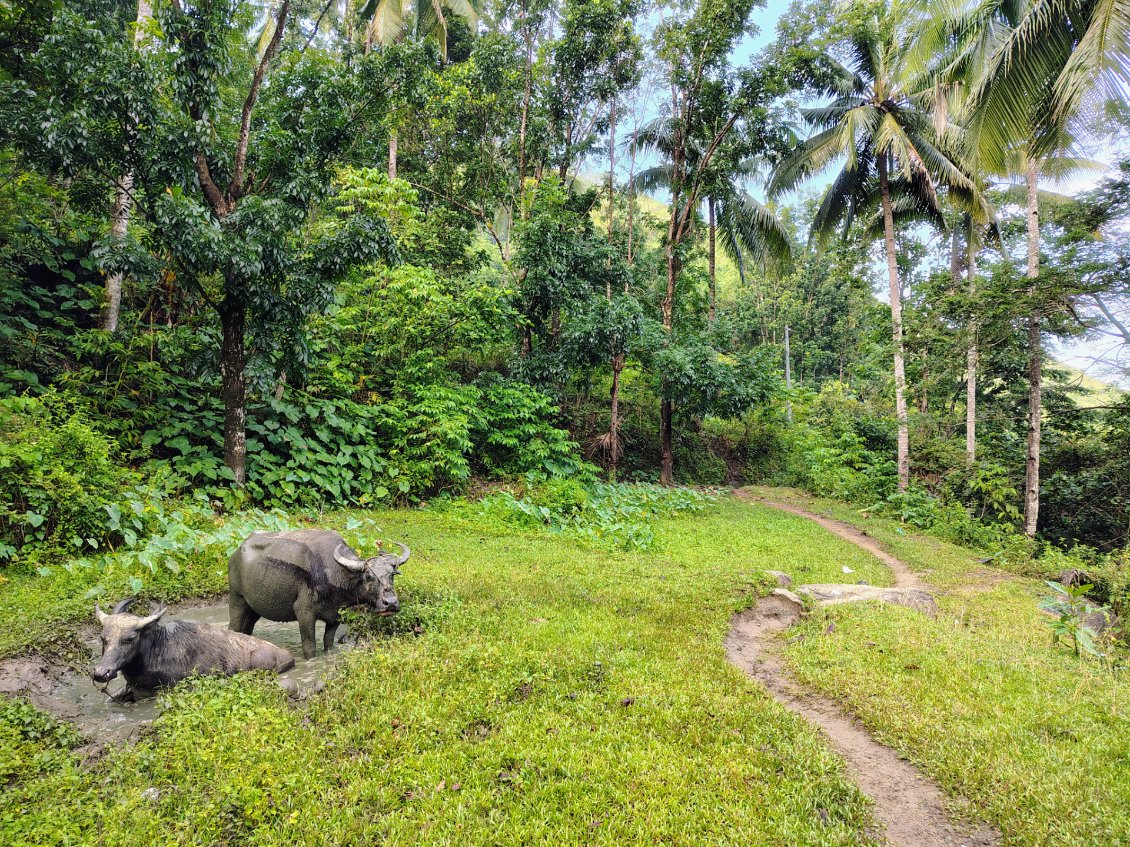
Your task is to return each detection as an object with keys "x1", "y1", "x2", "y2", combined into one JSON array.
[
  {"x1": 92, "y1": 598, "x2": 166, "y2": 683},
  {"x1": 333, "y1": 541, "x2": 408, "y2": 614}
]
